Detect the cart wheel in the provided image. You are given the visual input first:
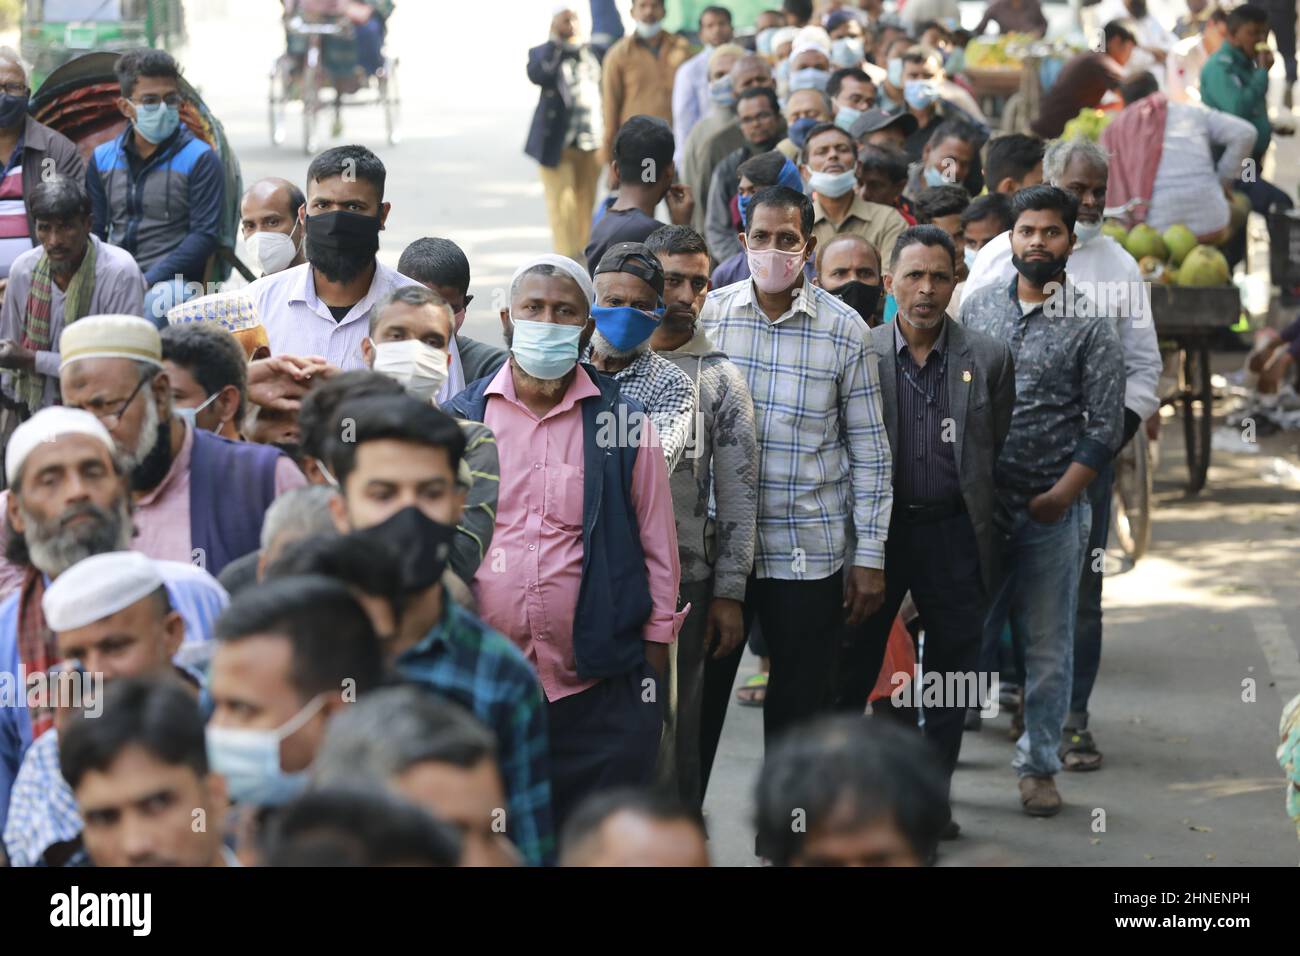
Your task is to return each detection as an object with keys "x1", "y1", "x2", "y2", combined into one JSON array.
[
  {"x1": 303, "y1": 44, "x2": 322, "y2": 155},
  {"x1": 268, "y1": 61, "x2": 289, "y2": 147},
  {"x1": 381, "y1": 56, "x2": 400, "y2": 146},
  {"x1": 1180, "y1": 346, "x2": 1212, "y2": 494},
  {"x1": 1109, "y1": 428, "x2": 1152, "y2": 565}
]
